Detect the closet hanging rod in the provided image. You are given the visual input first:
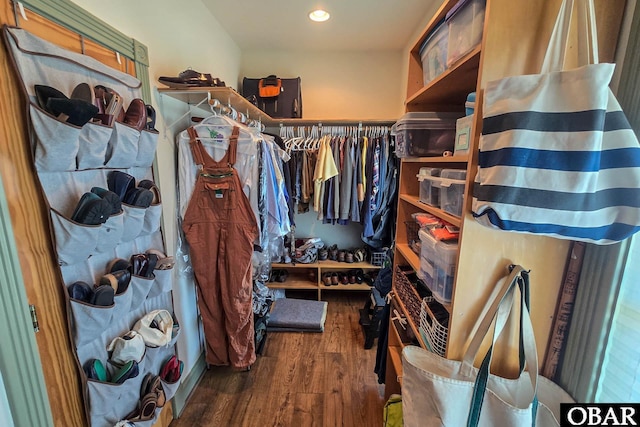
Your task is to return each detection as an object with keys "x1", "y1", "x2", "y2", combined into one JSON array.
[{"x1": 275, "y1": 119, "x2": 395, "y2": 127}]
